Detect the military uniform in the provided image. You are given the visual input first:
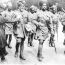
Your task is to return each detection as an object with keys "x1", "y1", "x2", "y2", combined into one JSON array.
[
  {"x1": 60, "y1": 12, "x2": 65, "y2": 46},
  {"x1": 36, "y1": 10, "x2": 51, "y2": 40},
  {"x1": 25, "y1": 11, "x2": 37, "y2": 46},
  {"x1": 12, "y1": 10, "x2": 24, "y2": 39},
  {"x1": 60, "y1": 13, "x2": 65, "y2": 33},
  {"x1": 12, "y1": 10, "x2": 25, "y2": 60},
  {"x1": 1, "y1": 10, "x2": 14, "y2": 48},
  {"x1": 0, "y1": 15, "x2": 7, "y2": 61},
  {"x1": 31, "y1": 9, "x2": 55, "y2": 61},
  {"x1": 20, "y1": 9, "x2": 29, "y2": 37},
  {"x1": 52, "y1": 13, "x2": 59, "y2": 34},
  {"x1": 26, "y1": 12, "x2": 36, "y2": 33},
  {"x1": 1, "y1": 10, "x2": 13, "y2": 35}
]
